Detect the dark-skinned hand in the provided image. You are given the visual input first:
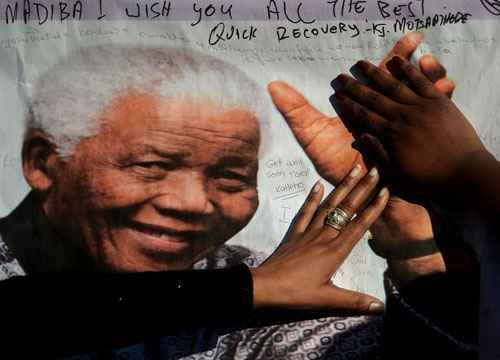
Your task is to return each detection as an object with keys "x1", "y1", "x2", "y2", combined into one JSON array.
[
  {"x1": 269, "y1": 32, "x2": 457, "y2": 270},
  {"x1": 330, "y1": 56, "x2": 486, "y2": 198},
  {"x1": 268, "y1": 32, "x2": 455, "y2": 185},
  {"x1": 251, "y1": 165, "x2": 389, "y2": 314}
]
